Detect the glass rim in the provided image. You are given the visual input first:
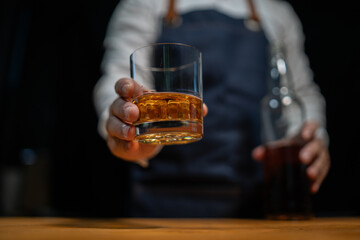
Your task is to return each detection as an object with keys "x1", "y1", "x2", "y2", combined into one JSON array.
[
  {"x1": 130, "y1": 43, "x2": 202, "y2": 72},
  {"x1": 130, "y1": 42, "x2": 201, "y2": 56}
]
